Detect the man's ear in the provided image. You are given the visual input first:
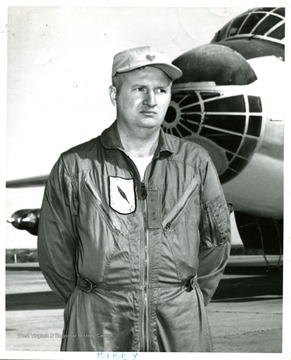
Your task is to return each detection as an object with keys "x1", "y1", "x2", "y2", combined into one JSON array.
[{"x1": 109, "y1": 85, "x2": 117, "y2": 106}]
